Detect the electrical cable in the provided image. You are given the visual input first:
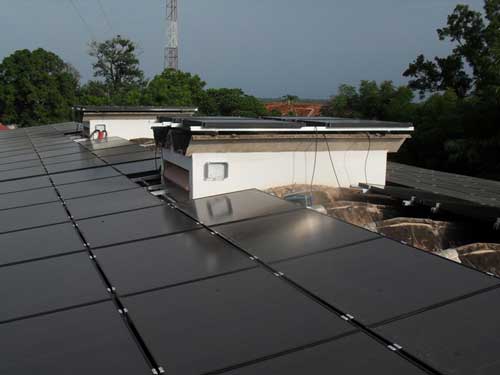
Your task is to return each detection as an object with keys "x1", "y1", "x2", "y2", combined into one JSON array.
[
  {"x1": 68, "y1": 0, "x2": 96, "y2": 40},
  {"x1": 309, "y1": 127, "x2": 319, "y2": 205},
  {"x1": 323, "y1": 134, "x2": 341, "y2": 188},
  {"x1": 97, "y1": 0, "x2": 114, "y2": 35},
  {"x1": 364, "y1": 132, "x2": 372, "y2": 184}
]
